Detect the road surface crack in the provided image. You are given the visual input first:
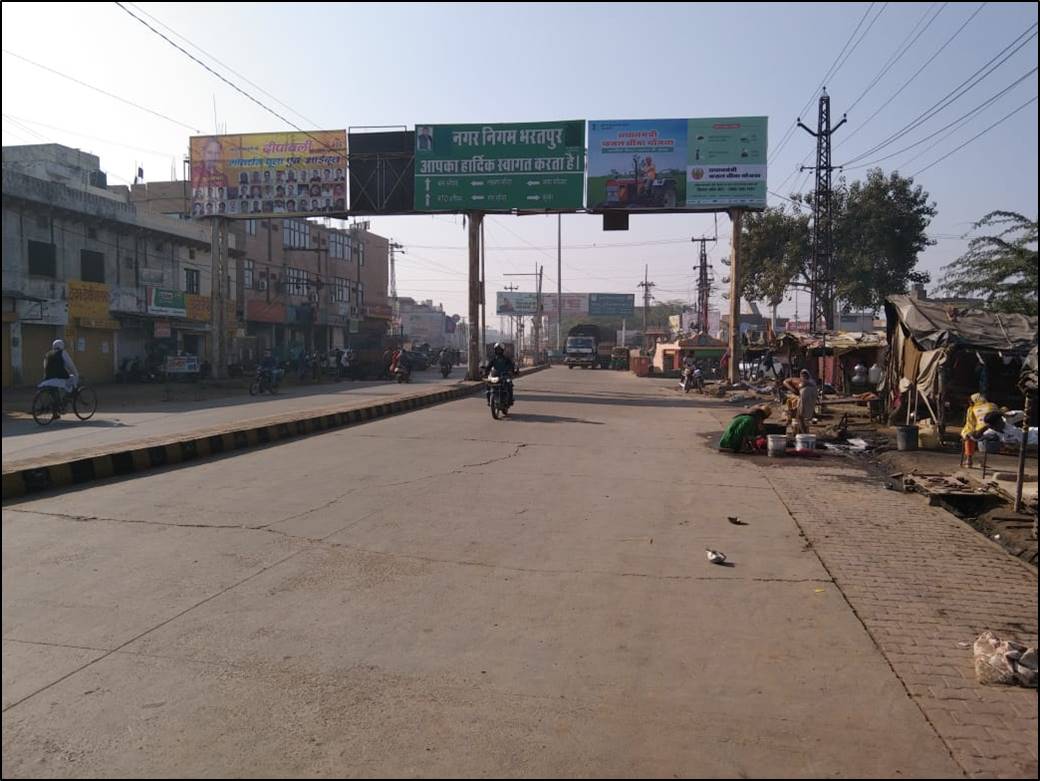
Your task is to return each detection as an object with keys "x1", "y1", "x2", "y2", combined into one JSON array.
[{"x1": 5, "y1": 508, "x2": 264, "y2": 531}]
